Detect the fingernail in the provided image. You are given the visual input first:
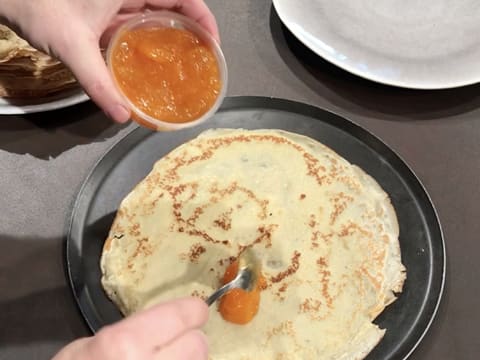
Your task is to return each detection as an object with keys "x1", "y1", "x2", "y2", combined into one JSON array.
[{"x1": 107, "y1": 104, "x2": 130, "y2": 123}]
